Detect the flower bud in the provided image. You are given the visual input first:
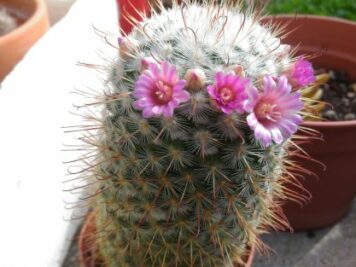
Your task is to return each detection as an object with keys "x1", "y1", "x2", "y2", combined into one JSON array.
[
  {"x1": 227, "y1": 64, "x2": 246, "y2": 77},
  {"x1": 139, "y1": 57, "x2": 156, "y2": 72},
  {"x1": 184, "y1": 68, "x2": 206, "y2": 91},
  {"x1": 287, "y1": 58, "x2": 315, "y2": 88},
  {"x1": 118, "y1": 36, "x2": 137, "y2": 59}
]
